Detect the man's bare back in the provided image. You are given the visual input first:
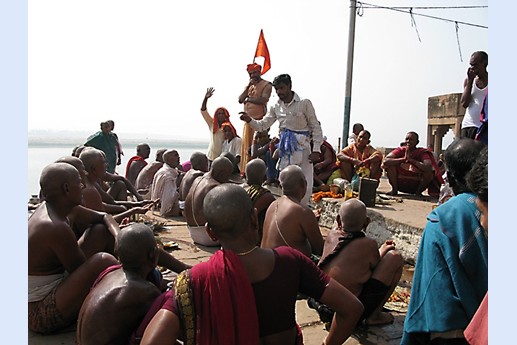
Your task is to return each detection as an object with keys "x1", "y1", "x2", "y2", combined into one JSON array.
[
  {"x1": 77, "y1": 269, "x2": 160, "y2": 344},
  {"x1": 320, "y1": 228, "x2": 380, "y2": 296},
  {"x1": 29, "y1": 203, "x2": 86, "y2": 276},
  {"x1": 77, "y1": 223, "x2": 161, "y2": 345},
  {"x1": 179, "y1": 169, "x2": 205, "y2": 202},
  {"x1": 184, "y1": 175, "x2": 220, "y2": 226},
  {"x1": 316, "y1": 199, "x2": 403, "y2": 326},
  {"x1": 136, "y1": 161, "x2": 163, "y2": 190},
  {"x1": 261, "y1": 195, "x2": 323, "y2": 258},
  {"x1": 183, "y1": 157, "x2": 233, "y2": 226}
]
